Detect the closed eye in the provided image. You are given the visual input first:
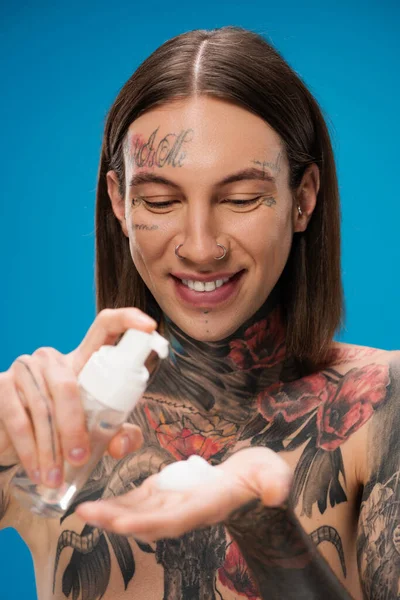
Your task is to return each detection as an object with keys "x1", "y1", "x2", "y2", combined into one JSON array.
[
  {"x1": 132, "y1": 196, "x2": 180, "y2": 212},
  {"x1": 221, "y1": 195, "x2": 275, "y2": 212},
  {"x1": 132, "y1": 194, "x2": 275, "y2": 213},
  {"x1": 222, "y1": 196, "x2": 264, "y2": 206}
]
